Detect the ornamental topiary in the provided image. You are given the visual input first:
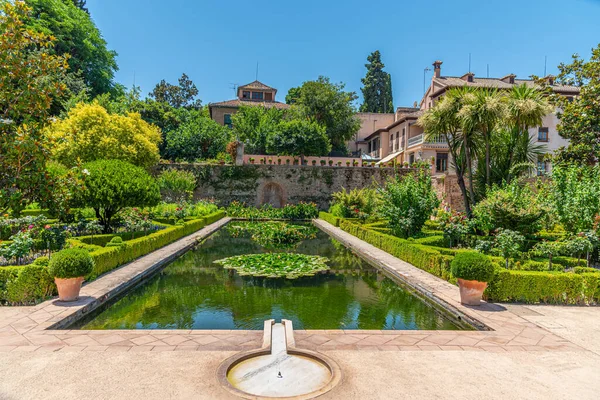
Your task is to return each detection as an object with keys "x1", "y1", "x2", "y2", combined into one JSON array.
[
  {"x1": 48, "y1": 248, "x2": 95, "y2": 279},
  {"x1": 451, "y1": 251, "x2": 495, "y2": 283},
  {"x1": 105, "y1": 236, "x2": 124, "y2": 247}
]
